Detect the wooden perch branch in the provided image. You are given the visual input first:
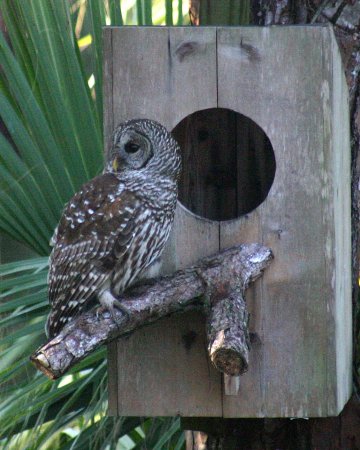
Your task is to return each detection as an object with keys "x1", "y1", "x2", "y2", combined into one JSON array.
[
  {"x1": 207, "y1": 289, "x2": 250, "y2": 376},
  {"x1": 30, "y1": 244, "x2": 273, "y2": 380}
]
